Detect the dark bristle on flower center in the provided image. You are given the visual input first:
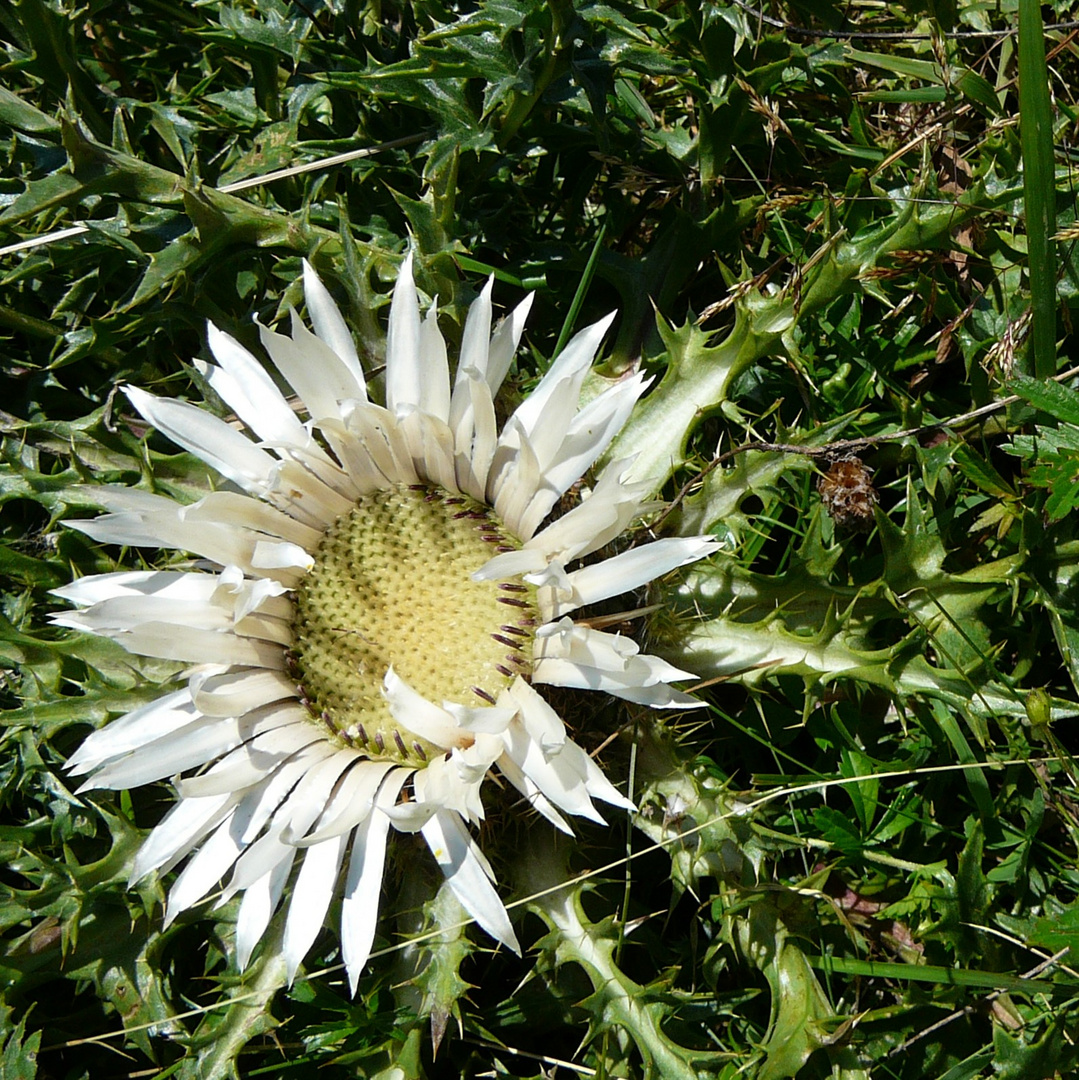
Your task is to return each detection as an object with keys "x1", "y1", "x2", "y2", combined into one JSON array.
[{"x1": 290, "y1": 483, "x2": 537, "y2": 763}]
